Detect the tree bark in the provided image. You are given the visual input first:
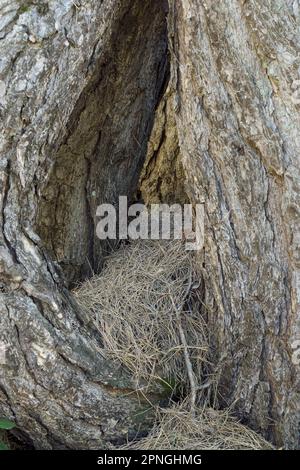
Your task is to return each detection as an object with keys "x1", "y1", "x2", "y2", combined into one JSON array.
[
  {"x1": 0, "y1": 0, "x2": 168, "y2": 449},
  {"x1": 169, "y1": 0, "x2": 300, "y2": 449},
  {"x1": 0, "y1": 0, "x2": 299, "y2": 449}
]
